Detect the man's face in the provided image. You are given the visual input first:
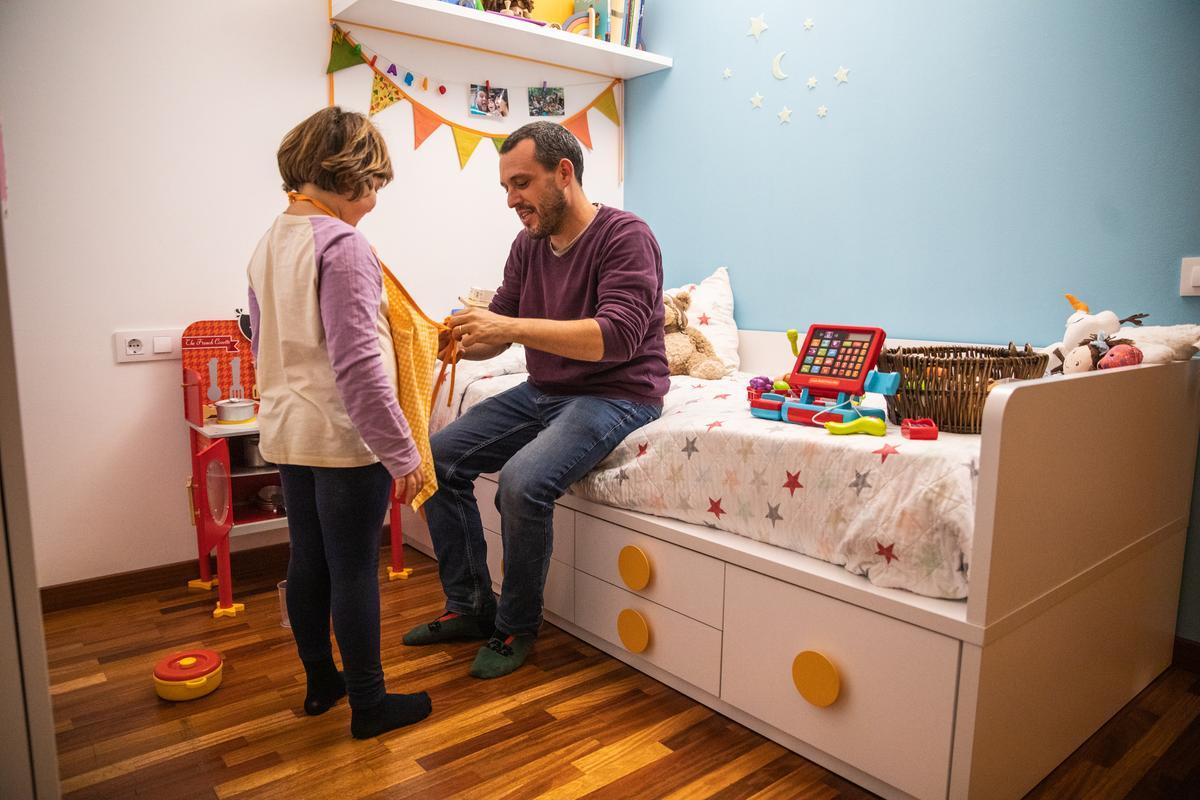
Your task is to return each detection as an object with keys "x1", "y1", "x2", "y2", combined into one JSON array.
[{"x1": 499, "y1": 139, "x2": 567, "y2": 240}]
